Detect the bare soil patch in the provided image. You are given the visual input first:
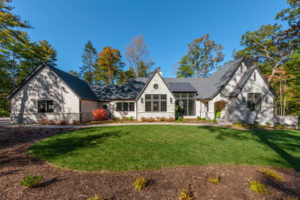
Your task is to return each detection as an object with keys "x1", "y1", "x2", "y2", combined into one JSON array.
[{"x1": 0, "y1": 127, "x2": 299, "y2": 200}]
